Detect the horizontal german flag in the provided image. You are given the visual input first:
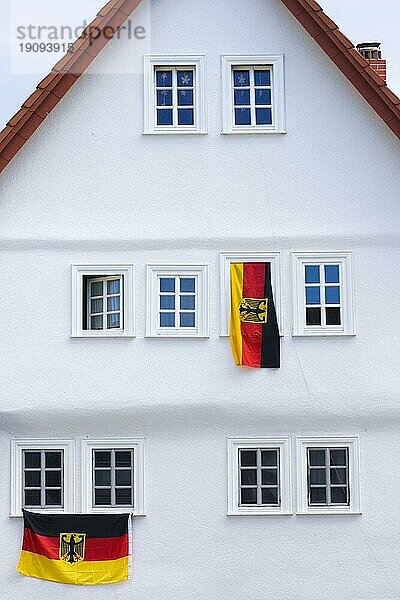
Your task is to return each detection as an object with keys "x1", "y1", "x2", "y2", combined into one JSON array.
[
  {"x1": 18, "y1": 510, "x2": 130, "y2": 585},
  {"x1": 230, "y1": 262, "x2": 280, "y2": 368}
]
